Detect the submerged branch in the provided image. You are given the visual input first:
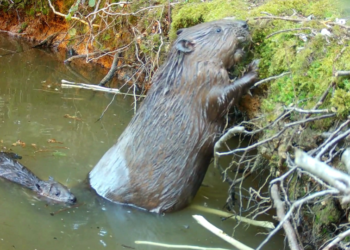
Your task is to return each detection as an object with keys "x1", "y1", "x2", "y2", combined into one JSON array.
[
  {"x1": 135, "y1": 241, "x2": 230, "y2": 250},
  {"x1": 193, "y1": 215, "x2": 254, "y2": 250},
  {"x1": 191, "y1": 205, "x2": 275, "y2": 229}
]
